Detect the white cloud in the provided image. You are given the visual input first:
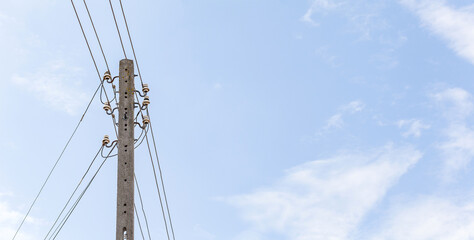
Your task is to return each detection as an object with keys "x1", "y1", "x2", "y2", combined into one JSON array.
[
  {"x1": 0, "y1": 196, "x2": 41, "y2": 240},
  {"x1": 302, "y1": 0, "x2": 343, "y2": 26},
  {"x1": 400, "y1": 0, "x2": 474, "y2": 65},
  {"x1": 326, "y1": 113, "x2": 344, "y2": 129},
  {"x1": 433, "y1": 87, "x2": 474, "y2": 121},
  {"x1": 370, "y1": 196, "x2": 474, "y2": 240},
  {"x1": 397, "y1": 119, "x2": 430, "y2": 137},
  {"x1": 344, "y1": 100, "x2": 365, "y2": 113},
  {"x1": 440, "y1": 124, "x2": 474, "y2": 175},
  {"x1": 11, "y1": 61, "x2": 88, "y2": 115},
  {"x1": 324, "y1": 100, "x2": 365, "y2": 130},
  {"x1": 434, "y1": 88, "x2": 474, "y2": 176},
  {"x1": 229, "y1": 144, "x2": 421, "y2": 240},
  {"x1": 302, "y1": 1, "x2": 392, "y2": 42}
]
